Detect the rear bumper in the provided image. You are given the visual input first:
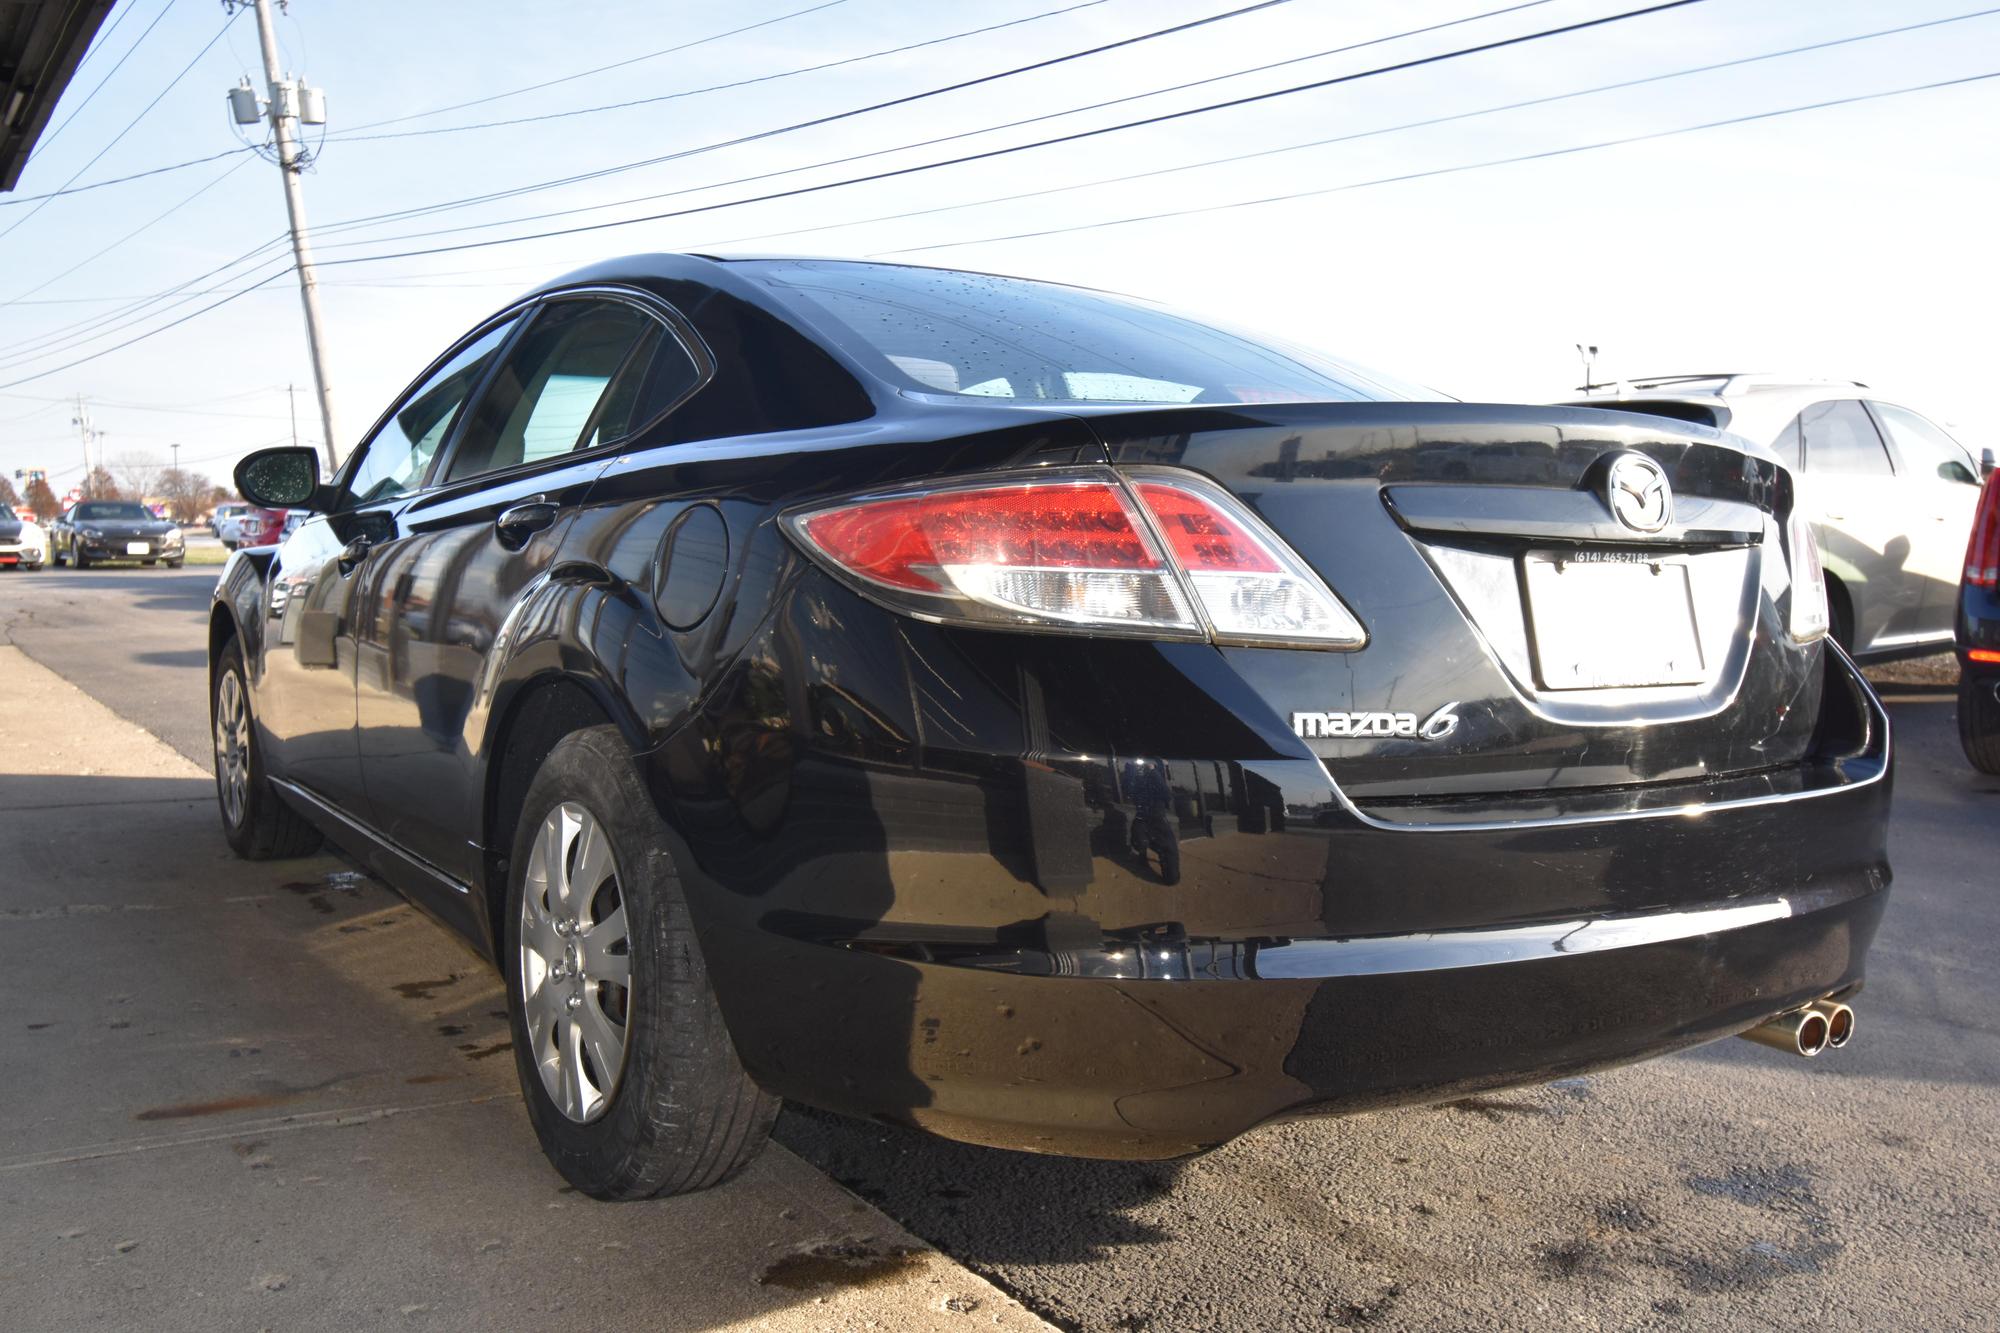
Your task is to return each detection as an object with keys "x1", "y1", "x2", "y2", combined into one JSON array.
[{"x1": 666, "y1": 638, "x2": 1892, "y2": 1158}]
